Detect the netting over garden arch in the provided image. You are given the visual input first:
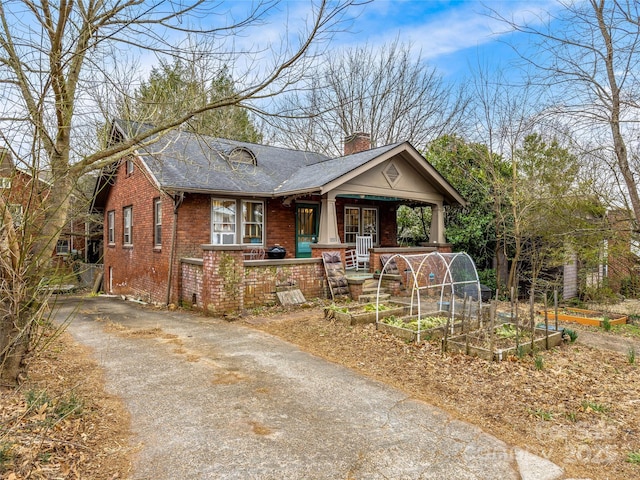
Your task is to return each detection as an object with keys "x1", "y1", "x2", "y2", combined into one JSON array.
[{"x1": 376, "y1": 252, "x2": 484, "y2": 342}]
